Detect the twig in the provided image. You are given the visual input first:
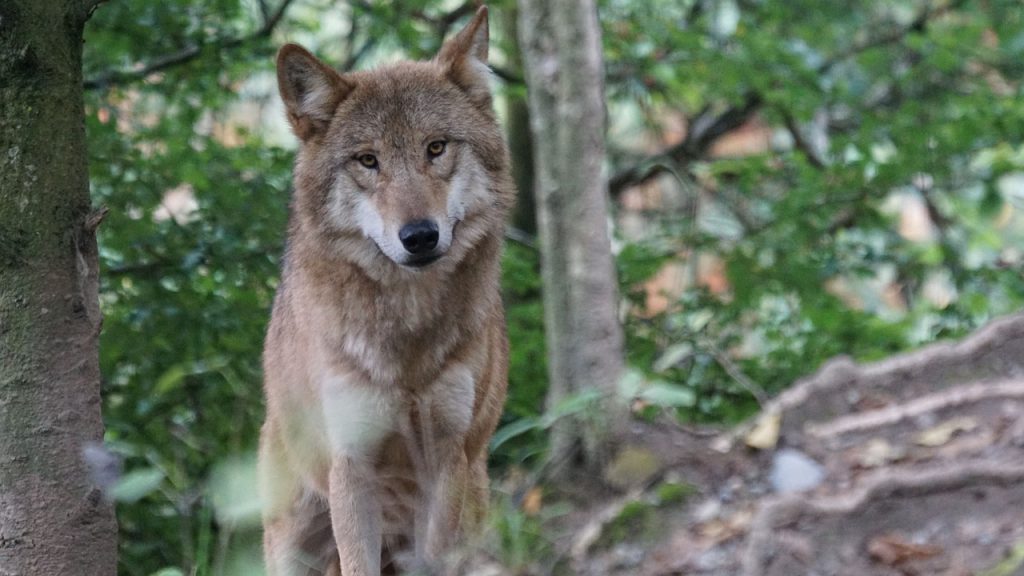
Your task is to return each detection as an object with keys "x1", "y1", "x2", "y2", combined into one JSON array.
[{"x1": 711, "y1": 348, "x2": 768, "y2": 407}]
